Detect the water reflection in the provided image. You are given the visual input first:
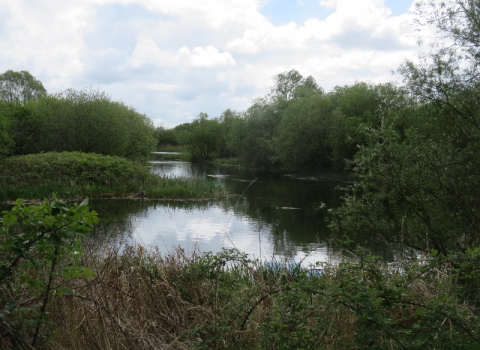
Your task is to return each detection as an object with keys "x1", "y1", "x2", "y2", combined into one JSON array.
[
  {"x1": 87, "y1": 161, "x2": 390, "y2": 263},
  {"x1": 90, "y1": 199, "x2": 335, "y2": 265},
  {"x1": 0, "y1": 160, "x2": 394, "y2": 262}
]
